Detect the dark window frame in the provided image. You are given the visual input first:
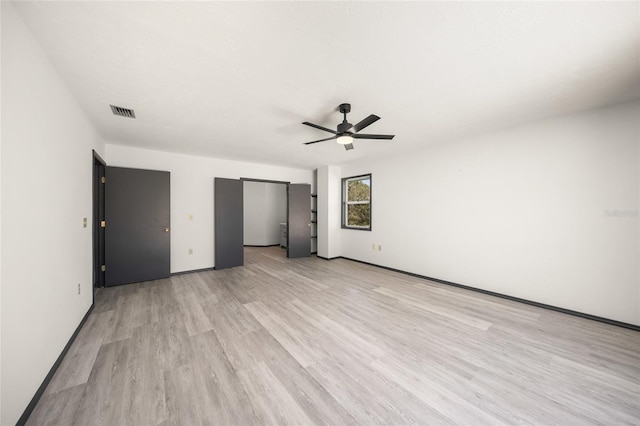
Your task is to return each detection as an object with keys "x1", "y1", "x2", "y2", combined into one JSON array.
[{"x1": 341, "y1": 173, "x2": 372, "y2": 231}]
